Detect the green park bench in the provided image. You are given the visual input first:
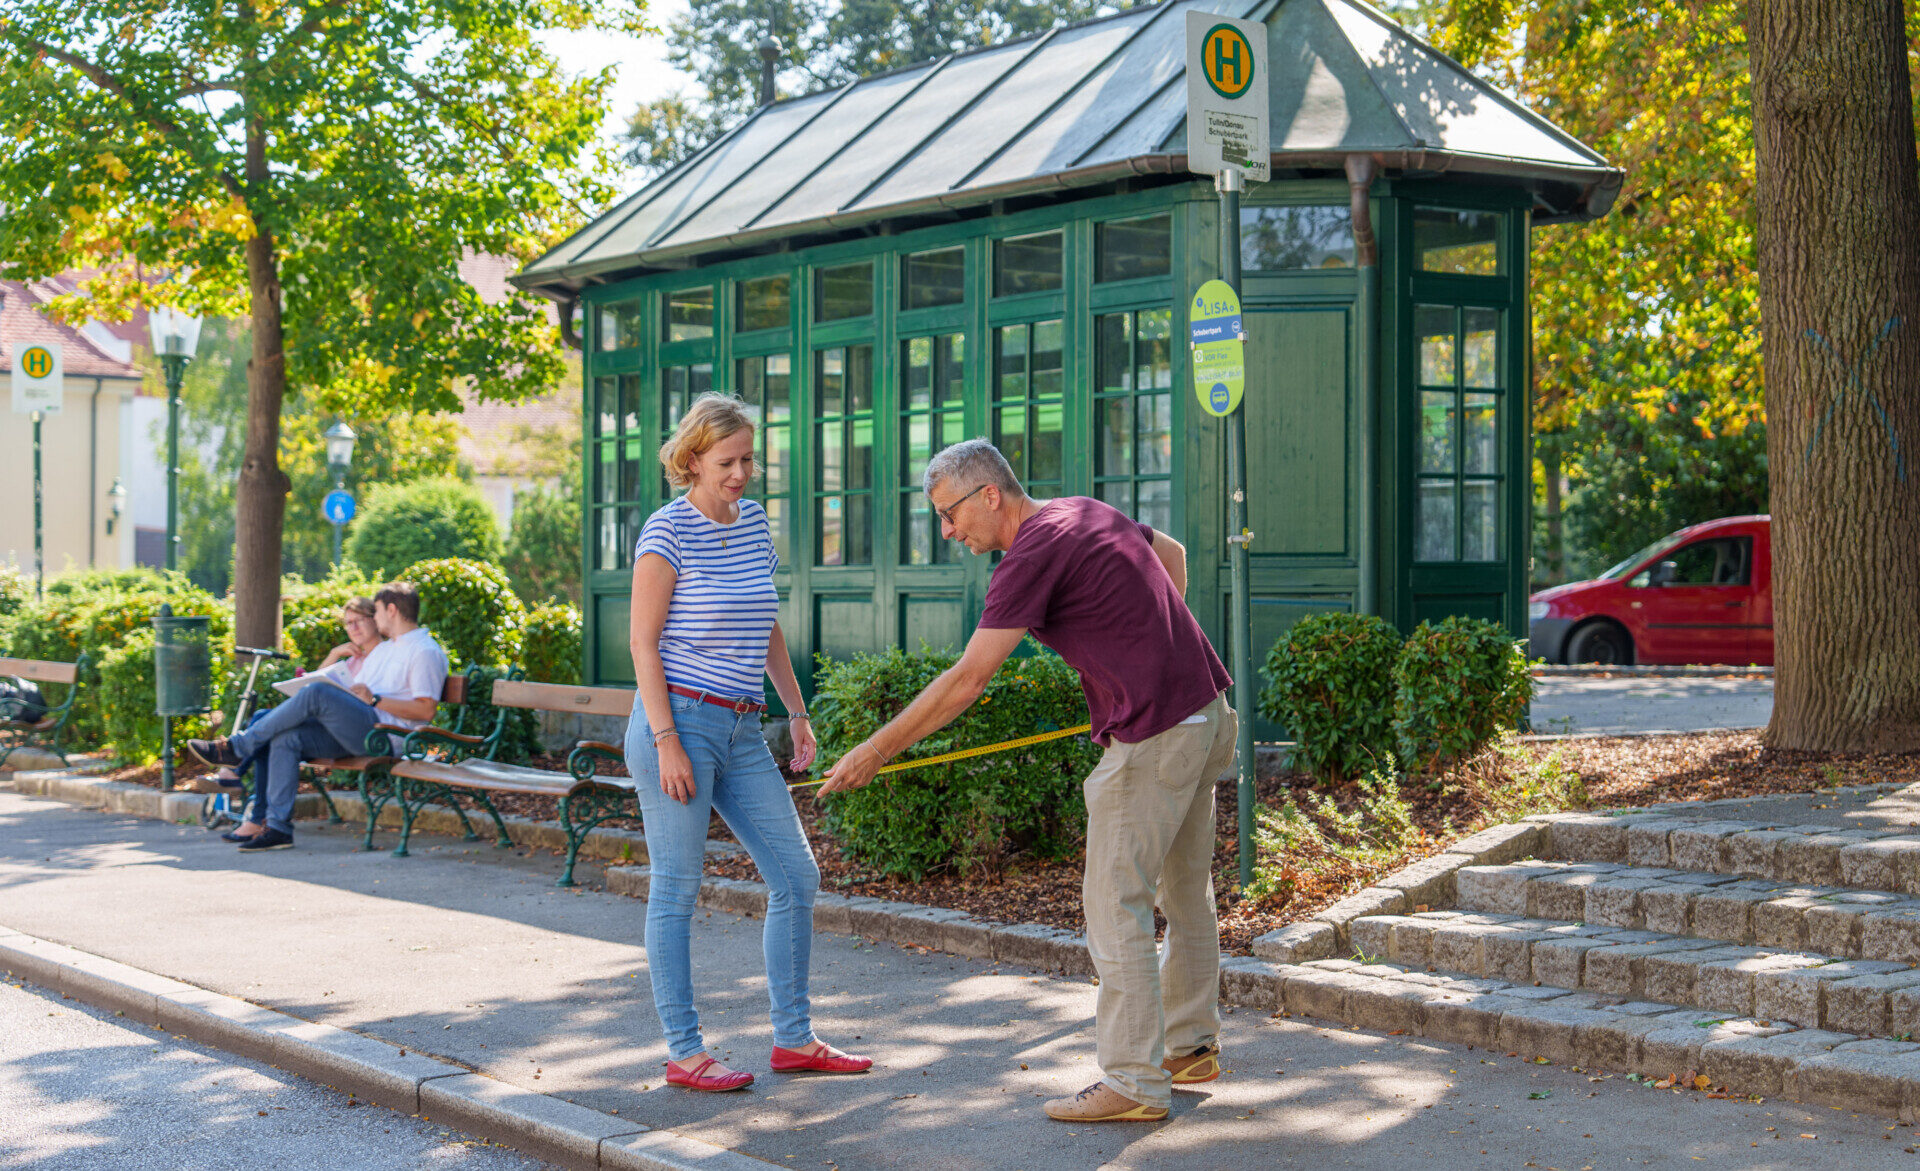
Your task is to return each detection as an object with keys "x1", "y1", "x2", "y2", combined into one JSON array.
[
  {"x1": 0, "y1": 654, "x2": 89, "y2": 767},
  {"x1": 386, "y1": 679, "x2": 637, "y2": 886},
  {"x1": 300, "y1": 667, "x2": 495, "y2": 844}
]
